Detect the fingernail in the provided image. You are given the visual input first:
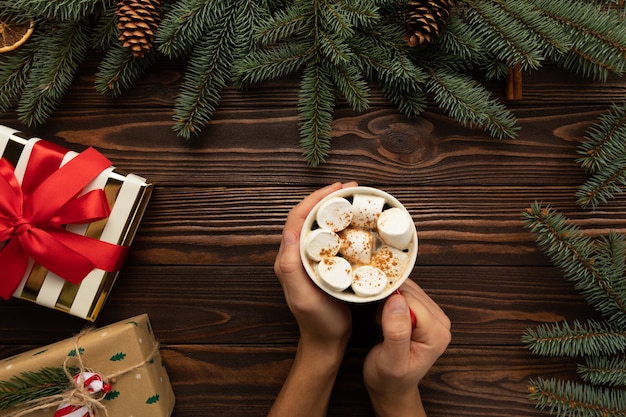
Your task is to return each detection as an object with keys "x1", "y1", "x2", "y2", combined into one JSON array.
[{"x1": 388, "y1": 295, "x2": 408, "y2": 314}]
